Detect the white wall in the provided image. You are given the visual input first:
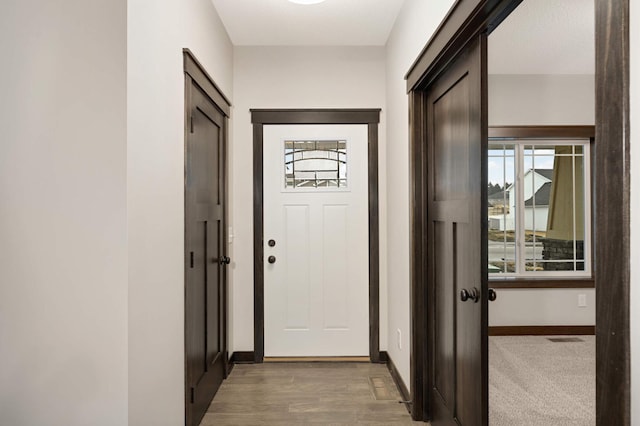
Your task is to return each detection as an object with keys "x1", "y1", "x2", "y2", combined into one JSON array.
[
  {"x1": 0, "y1": 1, "x2": 127, "y2": 425},
  {"x1": 127, "y1": 1, "x2": 233, "y2": 424},
  {"x1": 489, "y1": 74, "x2": 595, "y2": 125},
  {"x1": 231, "y1": 46, "x2": 387, "y2": 353},
  {"x1": 630, "y1": 0, "x2": 639, "y2": 423},
  {"x1": 488, "y1": 73, "x2": 596, "y2": 327},
  {"x1": 490, "y1": 289, "x2": 594, "y2": 326},
  {"x1": 385, "y1": 0, "x2": 456, "y2": 389}
]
